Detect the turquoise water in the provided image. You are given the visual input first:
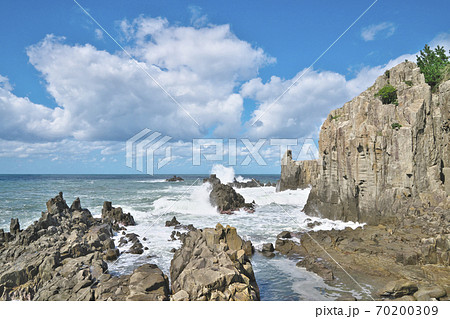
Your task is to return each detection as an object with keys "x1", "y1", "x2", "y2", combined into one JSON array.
[{"x1": 0, "y1": 174, "x2": 367, "y2": 300}]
